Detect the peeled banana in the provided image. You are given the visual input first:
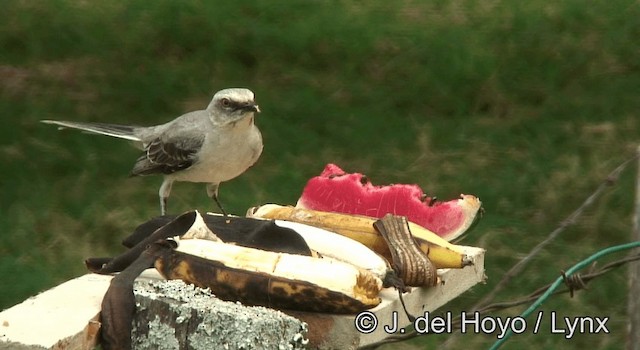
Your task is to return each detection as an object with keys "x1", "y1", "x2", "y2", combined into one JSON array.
[
  {"x1": 272, "y1": 220, "x2": 392, "y2": 282},
  {"x1": 247, "y1": 204, "x2": 473, "y2": 269},
  {"x1": 158, "y1": 238, "x2": 383, "y2": 313}
]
